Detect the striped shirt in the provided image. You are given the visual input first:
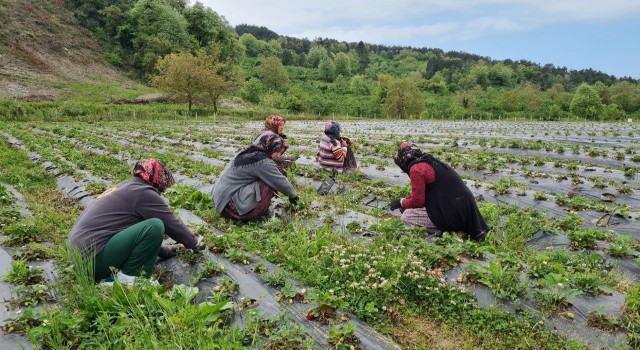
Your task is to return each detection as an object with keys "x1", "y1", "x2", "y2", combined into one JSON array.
[{"x1": 317, "y1": 135, "x2": 345, "y2": 173}]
